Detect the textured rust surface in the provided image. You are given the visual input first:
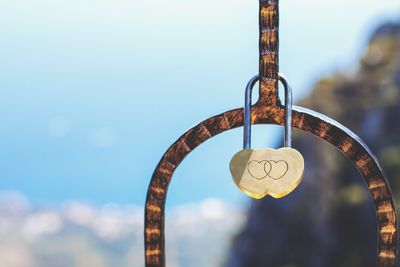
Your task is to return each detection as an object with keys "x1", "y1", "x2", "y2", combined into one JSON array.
[
  {"x1": 144, "y1": 0, "x2": 397, "y2": 266},
  {"x1": 259, "y1": 0, "x2": 280, "y2": 106}
]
